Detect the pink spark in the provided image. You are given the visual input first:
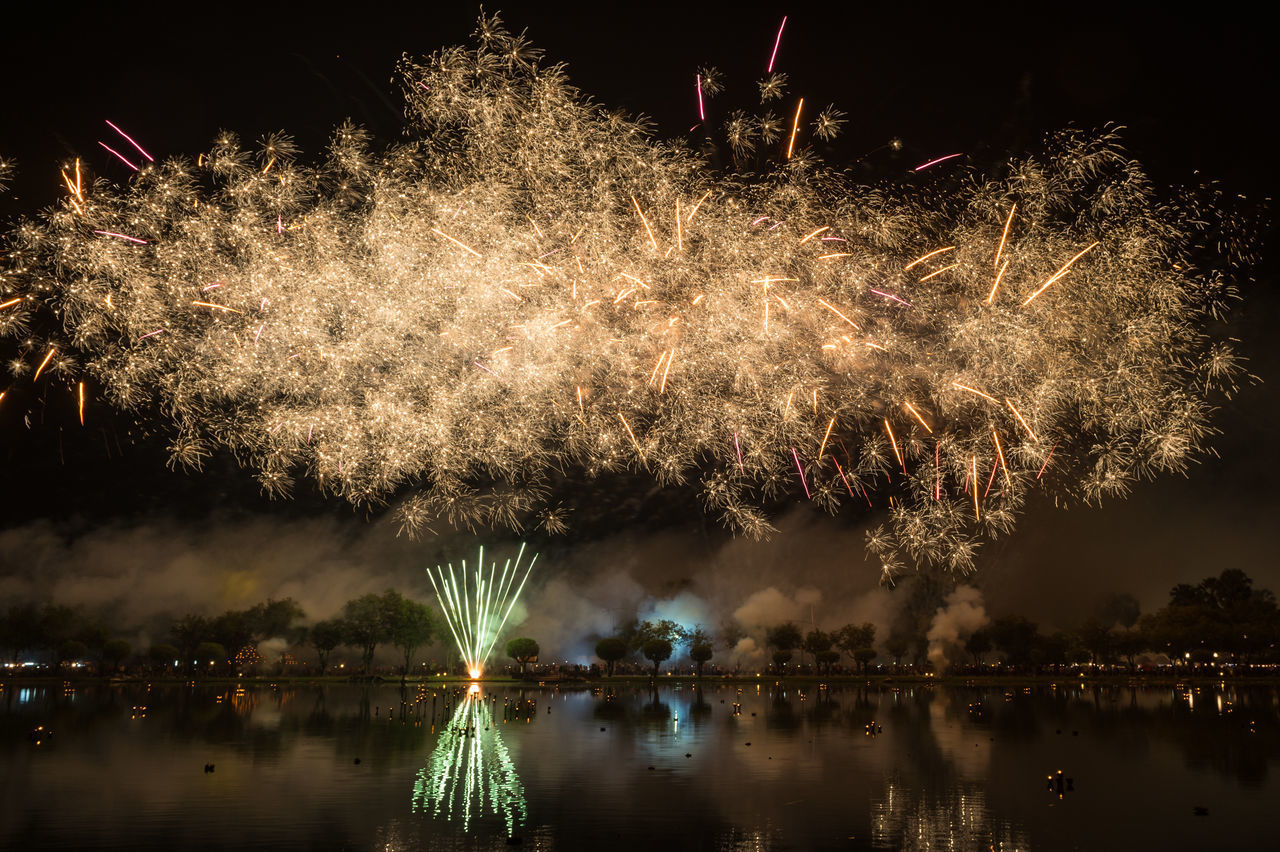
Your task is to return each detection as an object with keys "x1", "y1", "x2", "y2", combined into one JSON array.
[
  {"x1": 537, "y1": 248, "x2": 563, "y2": 259},
  {"x1": 983, "y1": 456, "x2": 999, "y2": 498},
  {"x1": 1036, "y1": 442, "x2": 1059, "y2": 480},
  {"x1": 791, "y1": 447, "x2": 811, "y2": 499},
  {"x1": 137, "y1": 329, "x2": 165, "y2": 341},
  {"x1": 767, "y1": 16, "x2": 788, "y2": 73},
  {"x1": 752, "y1": 216, "x2": 770, "y2": 226},
  {"x1": 696, "y1": 73, "x2": 705, "y2": 122},
  {"x1": 473, "y1": 360, "x2": 506, "y2": 383},
  {"x1": 913, "y1": 153, "x2": 963, "y2": 172},
  {"x1": 833, "y1": 455, "x2": 867, "y2": 506},
  {"x1": 307, "y1": 424, "x2": 314, "y2": 444},
  {"x1": 201, "y1": 282, "x2": 222, "y2": 291},
  {"x1": 104, "y1": 120, "x2": 154, "y2": 162},
  {"x1": 259, "y1": 298, "x2": 268, "y2": 311},
  {"x1": 97, "y1": 141, "x2": 138, "y2": 172},
  {"x1": 767, "y1": 221, "x2": 785, "y2": 231},
  {"x1": 277, "y1": 214, "x2": 283, "y2": 234},
  {"x1": 935, "y1": 440, "x2": 941, "y2": 501},
  {"x1": 92, "y1": 230, "x2": 147, "y2": 244},
  {"x1": 254, "y1": 324, "x2": 264, "y2": 344},
  {"x1": 418, "y1": 81, "x2": 429, "y2": 91},
  {"x1": 734, "y1": 431, "x2": 745, "y2": 472},
  {"x1": 869, "y1": 288, "x2": 913, "y2": 307}
]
